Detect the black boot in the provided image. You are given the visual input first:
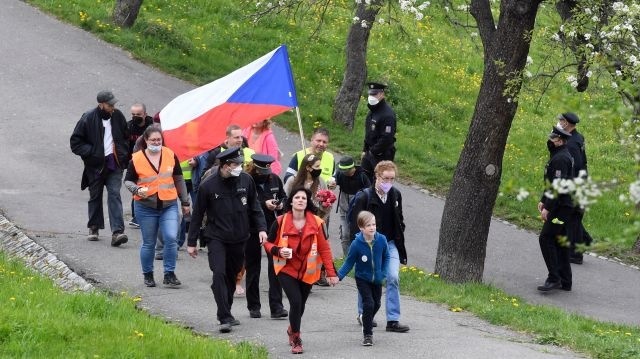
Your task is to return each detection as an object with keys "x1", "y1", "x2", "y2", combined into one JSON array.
[{"x1": 143, "y1": 272, "x2": 156, "y2": 287}]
